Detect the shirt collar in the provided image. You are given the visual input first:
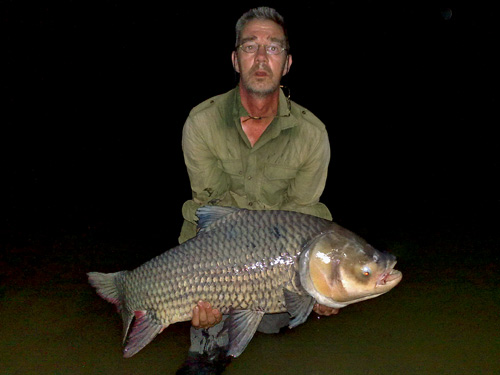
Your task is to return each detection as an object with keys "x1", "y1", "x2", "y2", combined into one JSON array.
[{"x1": 233, "y1": 86, "x2": 298, "y2": 131}]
